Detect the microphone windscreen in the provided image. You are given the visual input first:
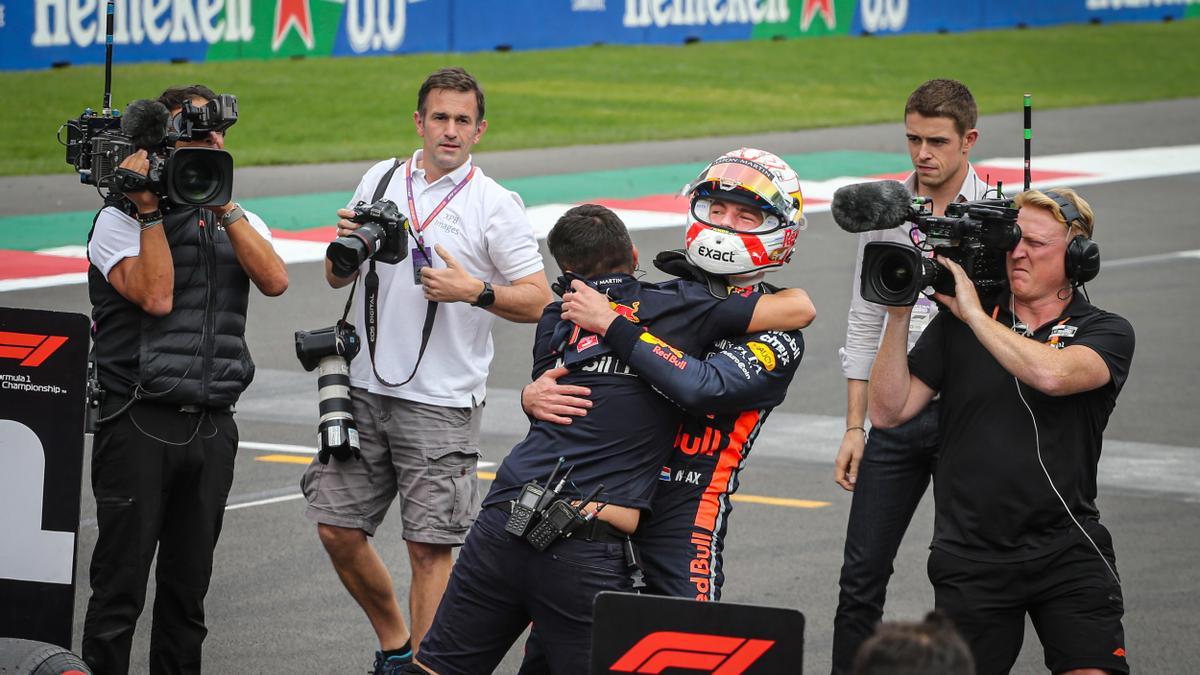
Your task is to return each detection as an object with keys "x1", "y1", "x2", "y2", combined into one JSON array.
[
  {"x1": 121, "y1": 99, "x2": 170, "y2": 149},
  {"x1": 831, "y1": 180, "x2": 914, "y2": 234}
]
